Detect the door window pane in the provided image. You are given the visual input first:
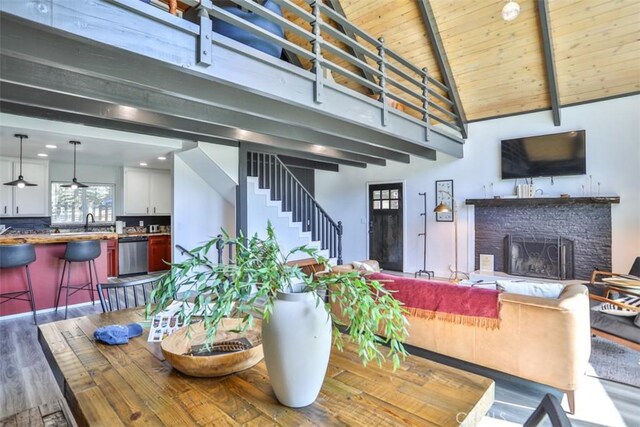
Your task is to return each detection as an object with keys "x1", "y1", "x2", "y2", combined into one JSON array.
[
  {"x1": 373, "y1": 200, "x2": 381, "y2": 210},
  {"x1": 390, "y1": 189, "x2": 399, "y2": 199},
  {"x1": 390, "y1": 200, "x2": 399, "y2": 209},
  {"x1": 381, "y1": 190, "x2": 389, "y2": 199},
  {"x1": 382, "y1": 200, "x2": 389, "y2": 209},
  {"x1": 373, "y1": 190, "x2": 381, "y2": 200}
]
